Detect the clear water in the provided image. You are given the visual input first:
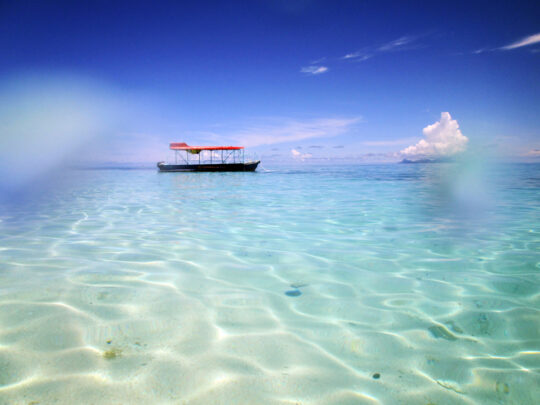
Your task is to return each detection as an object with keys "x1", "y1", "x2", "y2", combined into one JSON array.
[{"x1": 0, "y1": 163, "x2": 538, "y2": 404}]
